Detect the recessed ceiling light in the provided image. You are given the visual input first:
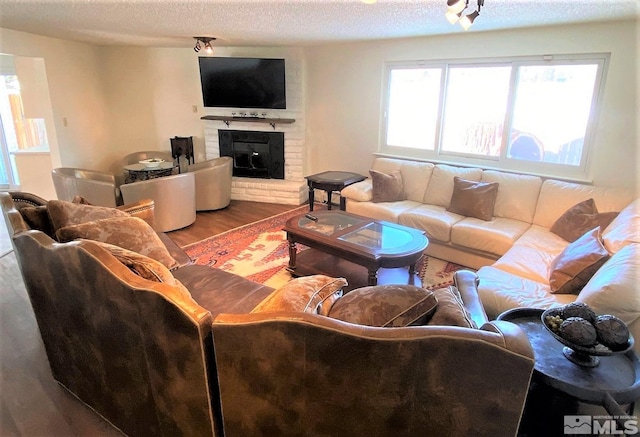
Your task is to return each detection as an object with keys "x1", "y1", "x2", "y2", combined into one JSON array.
[{"x1": 361, "y1": 0, "x2": 377, "y2": 4}]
